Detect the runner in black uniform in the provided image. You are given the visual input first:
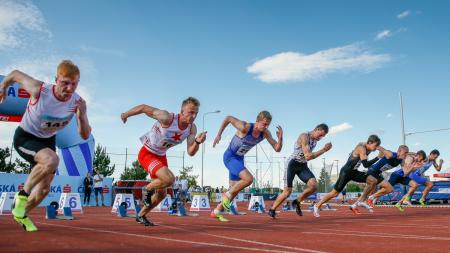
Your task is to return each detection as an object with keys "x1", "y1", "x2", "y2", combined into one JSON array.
[{"x1": 313, "y1": 135, "x2": 382, "y2": 217}]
